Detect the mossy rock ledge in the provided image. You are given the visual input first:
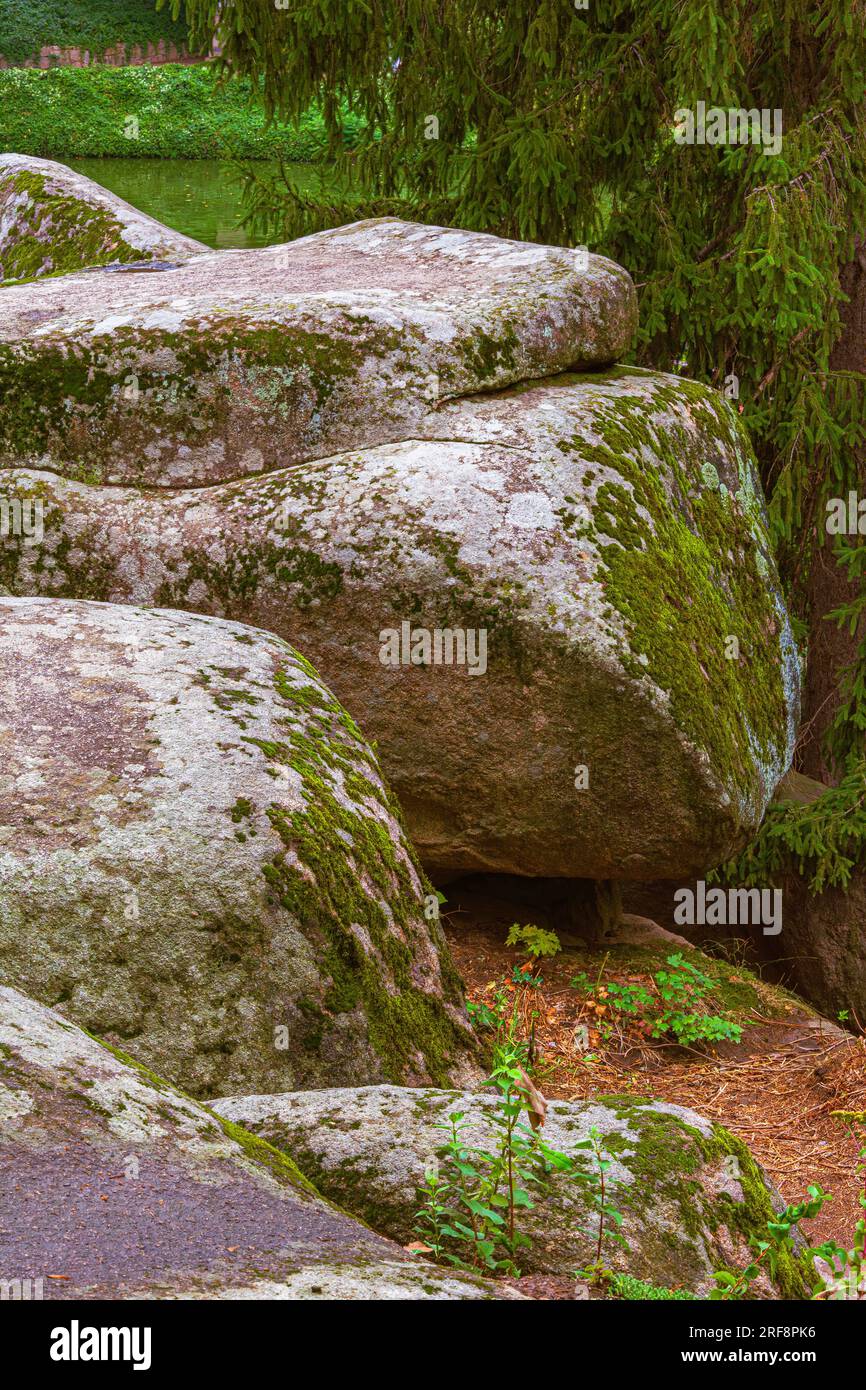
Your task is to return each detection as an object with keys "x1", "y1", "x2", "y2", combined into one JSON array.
[
  {"x1": 0, "y1": 153, "x2": 206, "y2": 283},
  {"x1": 214, "y1": 1084, "x2": 809, "y2": 1299},
  {"x1": 0, "y1": 986, "x2": 520, "y2": 1299},
  {"x1": 0, "y1": 598, "x2": 477, "y2": 1096},
  {"x1": 0, "y1": 193, "x2": 636, "y2": 485}
]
